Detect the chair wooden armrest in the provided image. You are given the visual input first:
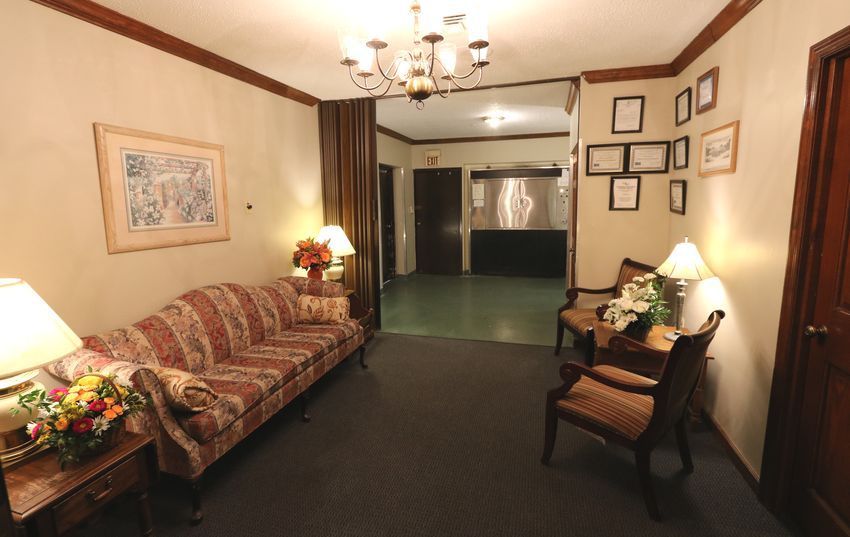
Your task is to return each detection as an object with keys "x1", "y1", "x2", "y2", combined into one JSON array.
[
  {"x1": 608, "y1": 335, "x2": 669, "y2": 360},
  {"x1": 562, "y1": 285, "x2": 618, "y2": 310},
  {"x1": 559, "y1": 362, "x2": 656, "y2": 395}
]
